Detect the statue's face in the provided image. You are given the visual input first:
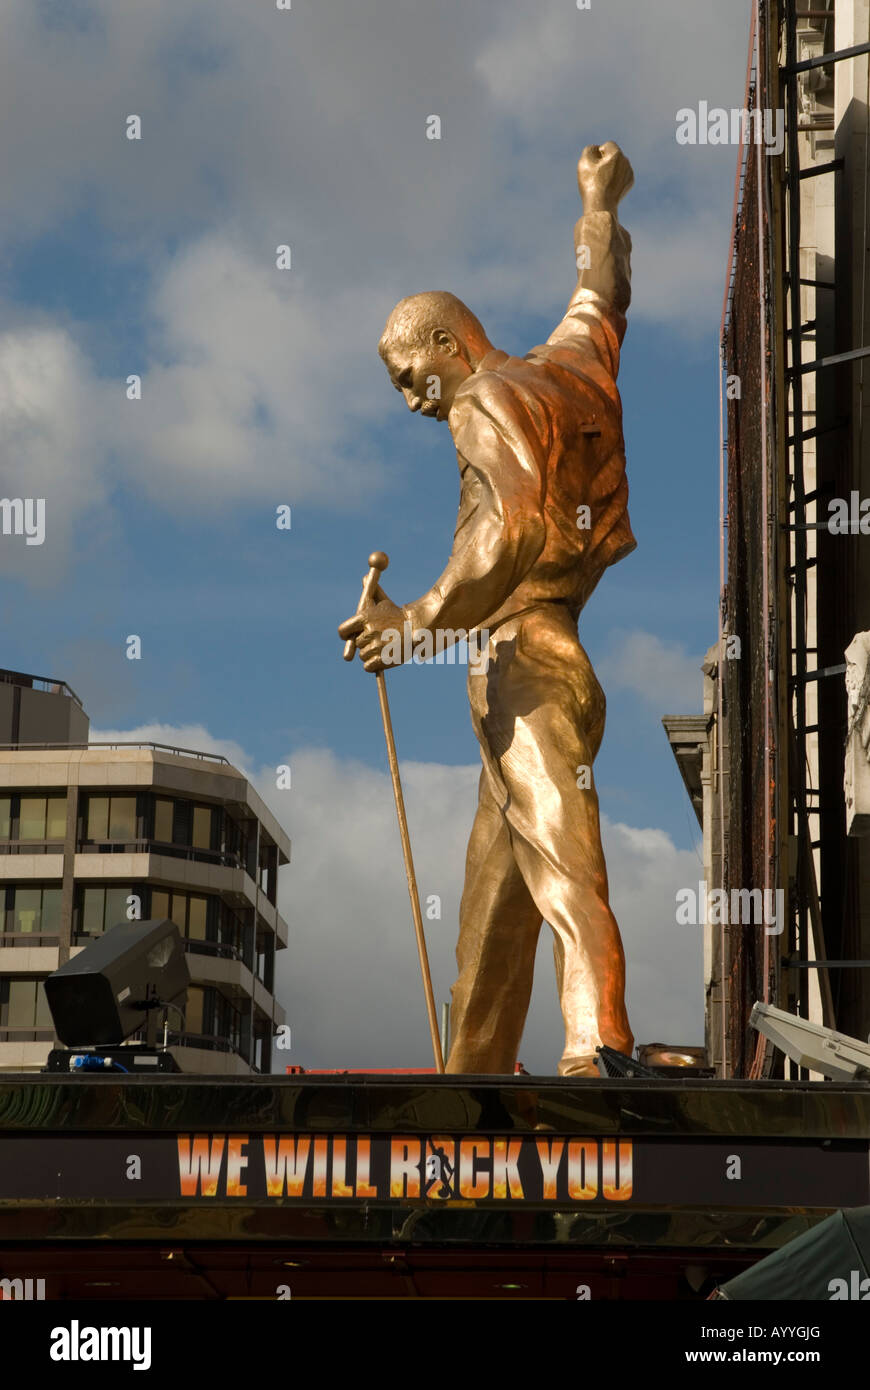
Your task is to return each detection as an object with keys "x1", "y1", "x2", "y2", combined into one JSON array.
[{"x1": 383, "y1": 330, "x2": 472, "y2": 421}]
